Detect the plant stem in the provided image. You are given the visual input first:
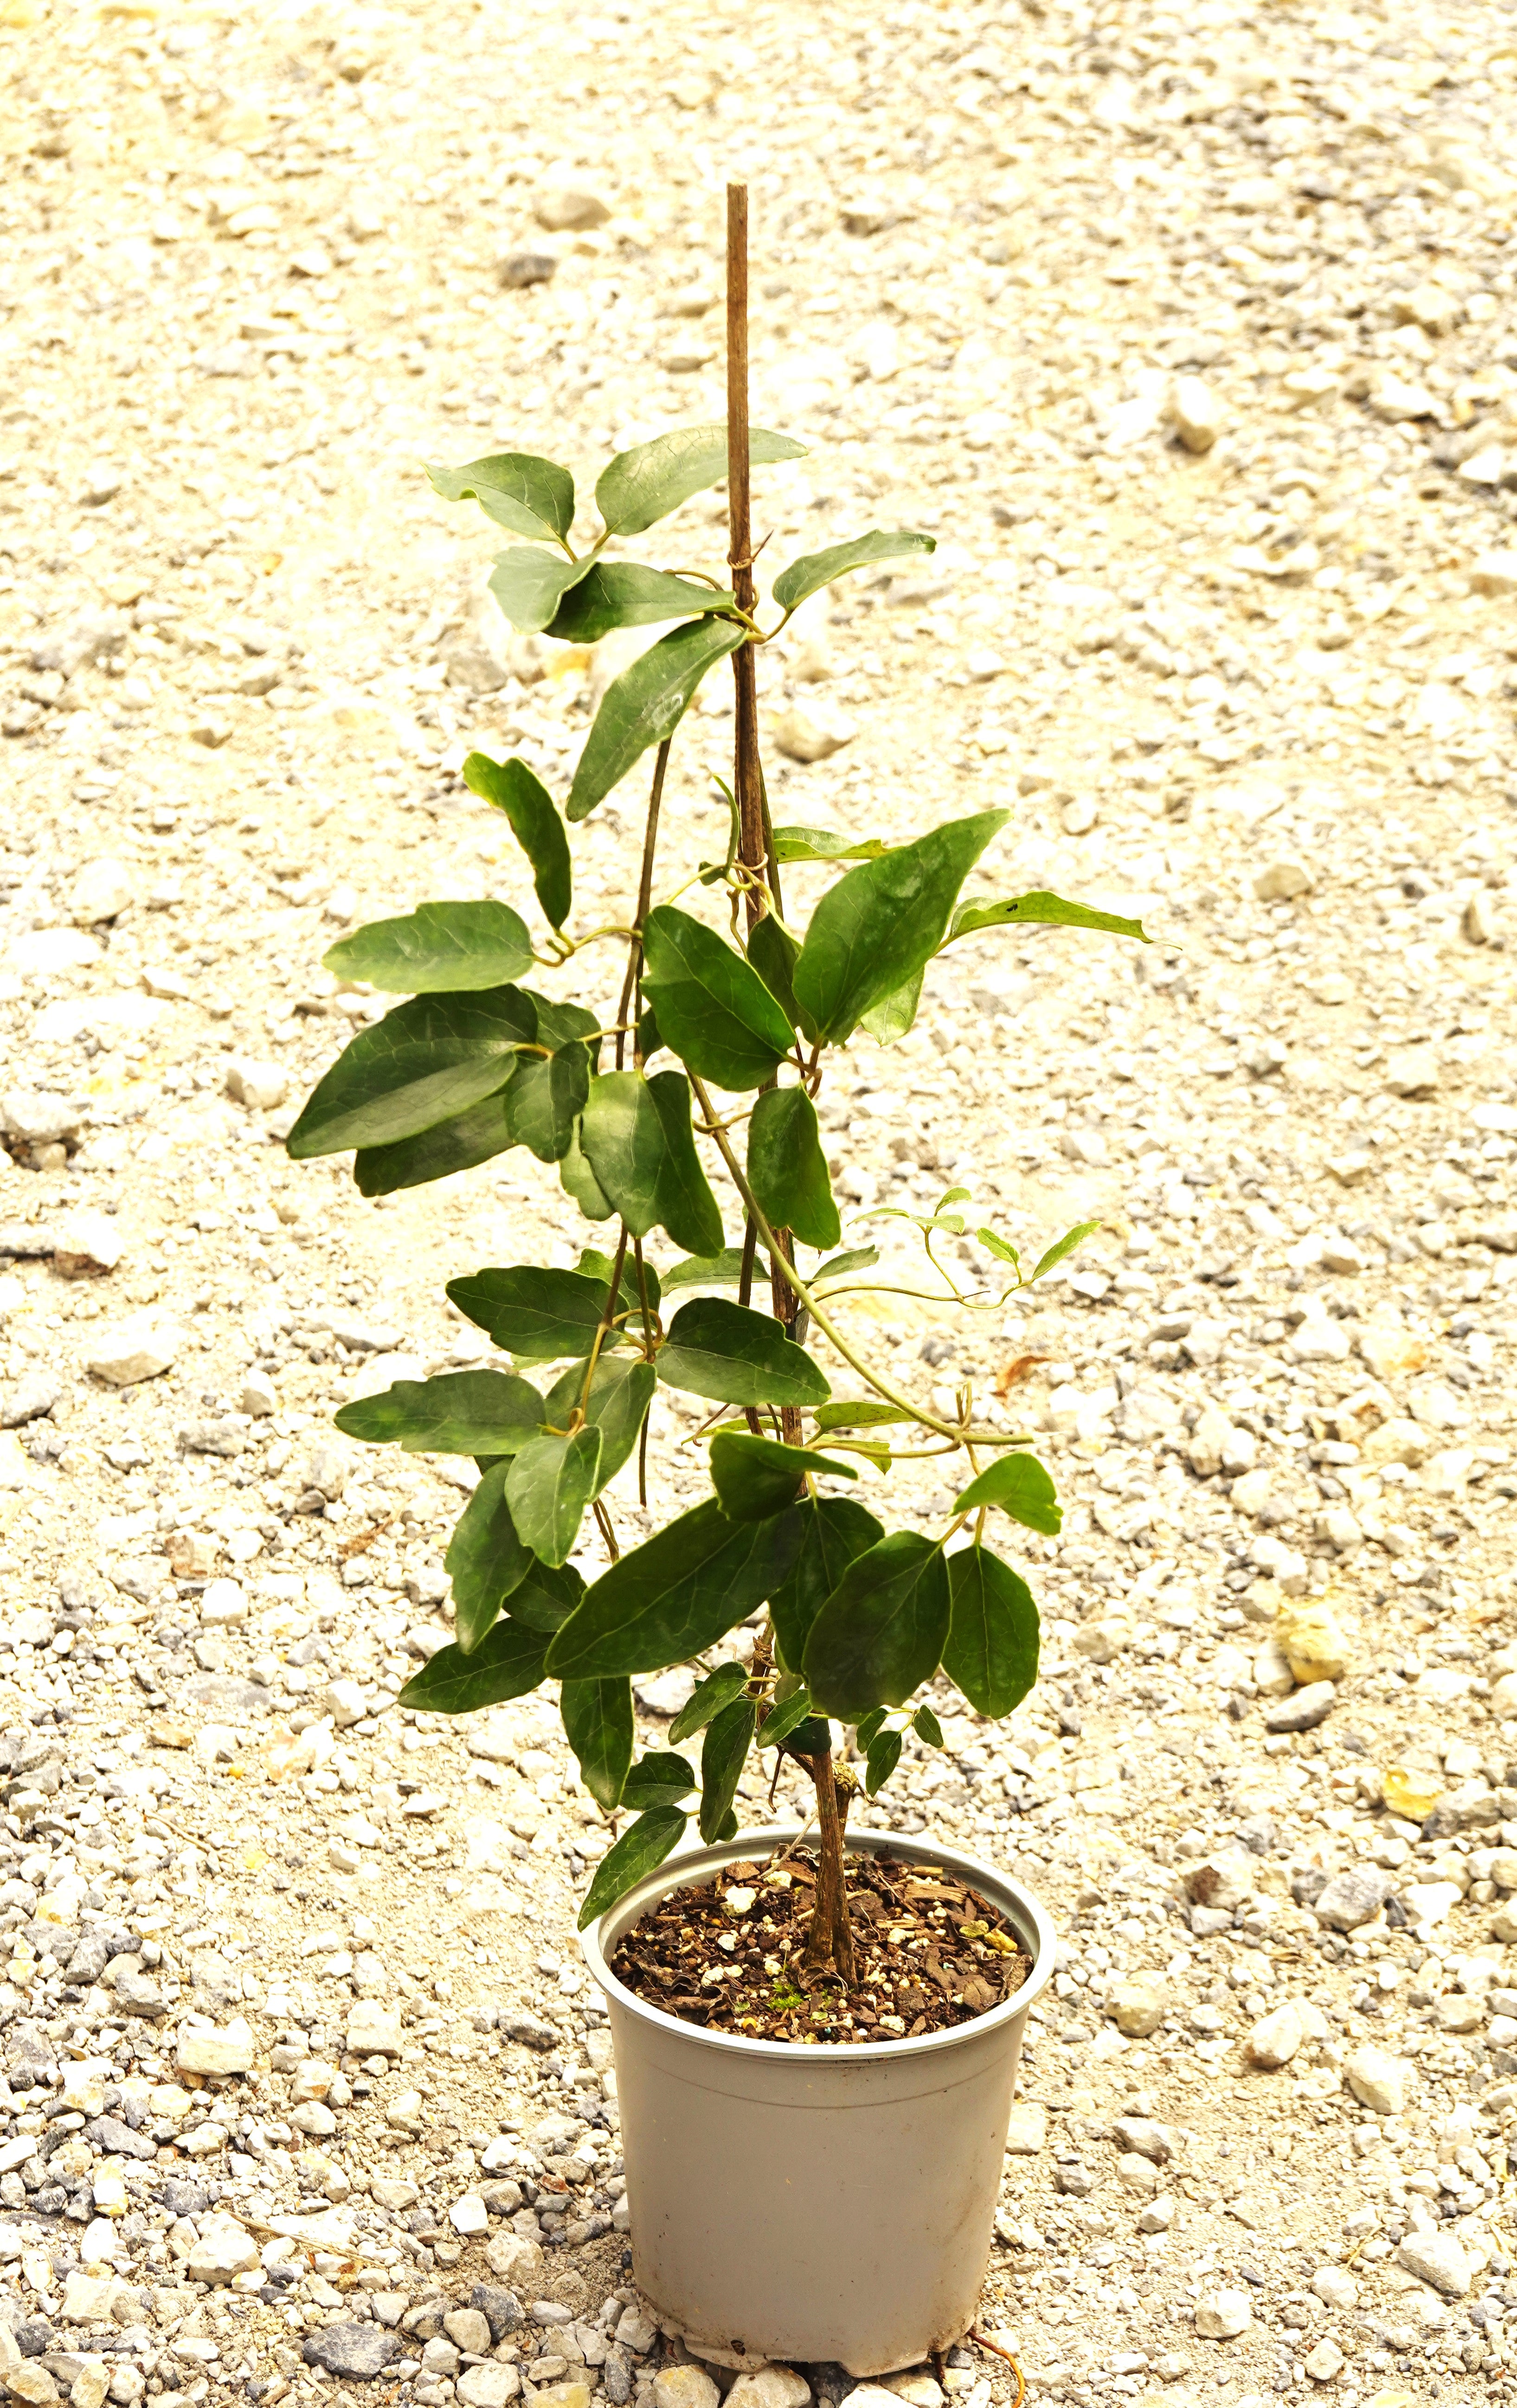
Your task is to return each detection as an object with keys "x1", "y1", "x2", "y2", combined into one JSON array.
[
  {"x1": 575, "y1": 1221, "x2": 630, "y2": 1425},
  {"x1": 802, "y1": 1746, "x2": 856, "y2": 1983},
  {"x1": 726, "y1": 183, "x2": 767, "y2": 931},
  {"x1": 617, "y1": 737, "x2": 672, "y2": 1071}
]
